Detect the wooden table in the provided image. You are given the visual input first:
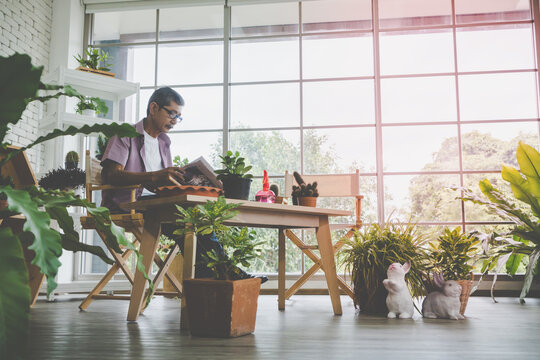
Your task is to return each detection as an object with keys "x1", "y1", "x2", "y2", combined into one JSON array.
[{"x1": 120, "y1": 195, "x2": 351, "y2": 324}]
